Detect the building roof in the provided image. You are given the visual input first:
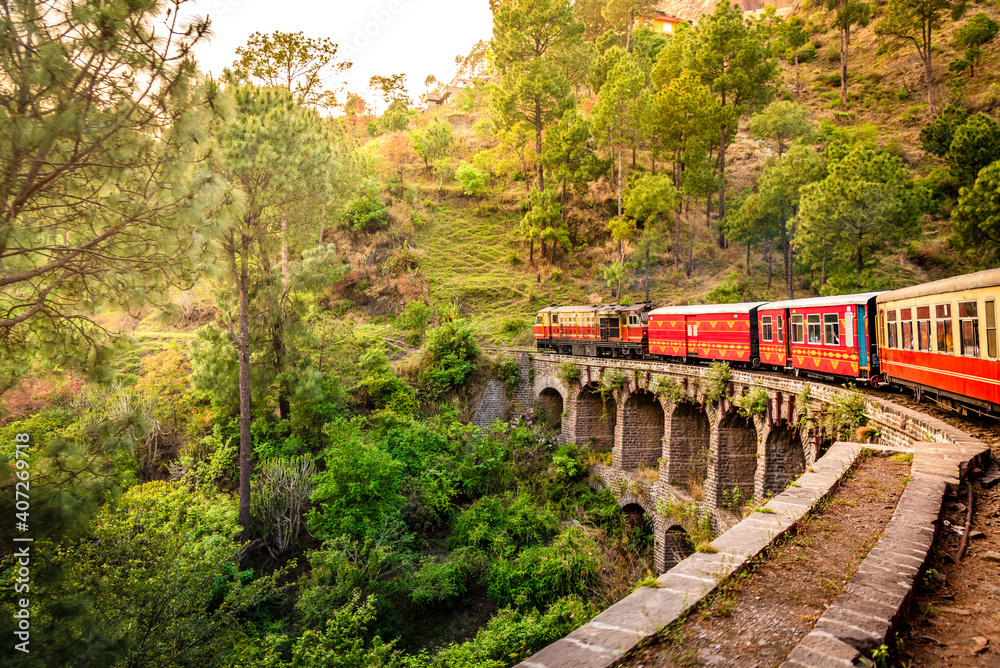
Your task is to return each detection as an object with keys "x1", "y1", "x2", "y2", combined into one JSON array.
[
  {"x1": 763, "y1": 293, "x2": 882, "y2": 310},
  {"x1": 650, "y1": 302, "x2": 767, "y2": 316},
  {"x1": 876, "y1": 268, "x2": 1000, "y2": 303}
]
